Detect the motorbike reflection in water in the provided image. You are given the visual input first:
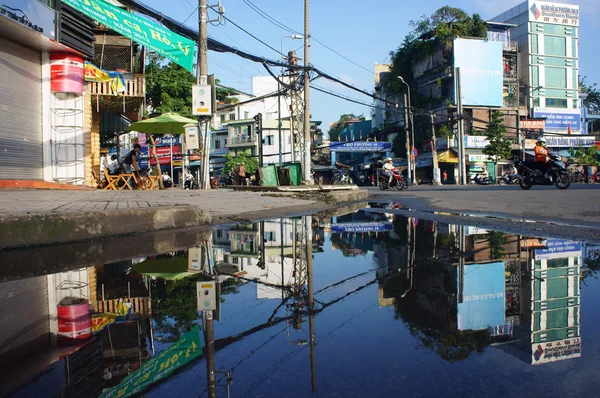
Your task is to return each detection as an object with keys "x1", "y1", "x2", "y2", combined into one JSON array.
[{"x1": 0, "y1": 207, "x2": 594, "y2": 397}]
